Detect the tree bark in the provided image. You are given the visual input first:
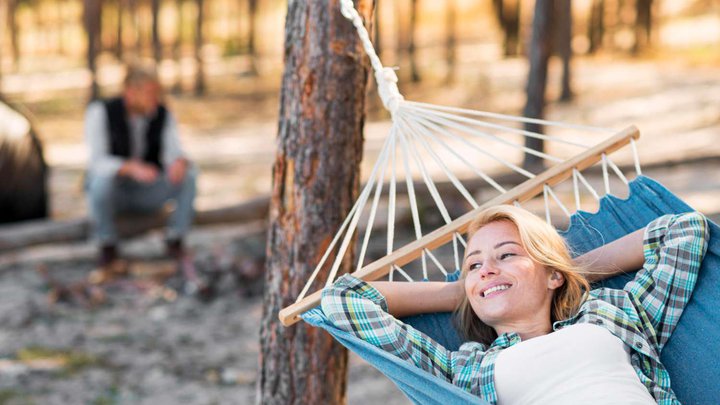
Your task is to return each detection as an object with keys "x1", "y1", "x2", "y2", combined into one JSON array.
[
  {"x1": 84, "y1": 0, "x2": 103, "y2": 100},
  {"x1": 408, "y1": 0, "x2": 420, "y2": 82},
  {"x1": 588, "y1": 0, "x2": 604, "y2": 54},
  {"x1": 247, "y1": 0, "x2": 258, "y2": 75},
  {"x1": 257, "y1": 0, "x2": 374, "y2": 404},
  {"x1": 522, "y1": 0, "x2": 554, "y2": 171},
  {"x1": 172, "y1": 0, "x2": 184, "y2": 93},
  {"x1": 556, "y1": 0, "x2": 573, "y2": 101},
  {"x1": 115, "y1": 0, "x2": 124, "y2": 60},
  {"x1": 633, "y1": 0, "x2": 652, "y2": 54},
  {"x1": 493, "y1": 0, "x2": 522, "y2": 57},
  {"x1": 0, "y1": 0, "x2": 5, "y2": 94},
  {"x1": 445, "y1": 0, "x2": 456, "y2": 84},
  {"x1": 152, "y1": 0, "x2": 162, "y2": 62},
  {"x1": 194, "y1": 0, "x2": 205, "y2": 95}
]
